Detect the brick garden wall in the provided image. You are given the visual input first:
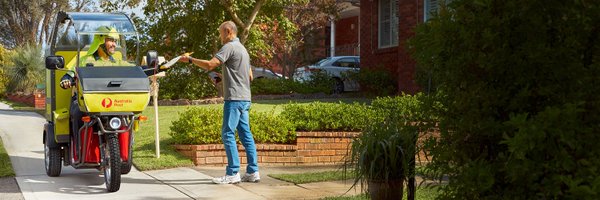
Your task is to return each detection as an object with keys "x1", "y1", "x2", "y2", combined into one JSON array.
[
  {"x1": 174, "y1": 131, "x2": 437, "y2": 167},
  {"x1": 174, "y1": 132, "x2": 359, "y2": 166}
]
